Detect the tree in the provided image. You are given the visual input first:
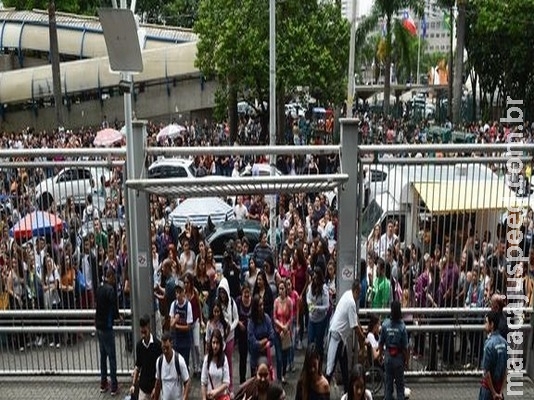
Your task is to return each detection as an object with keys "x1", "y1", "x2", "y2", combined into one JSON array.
[
  {"x1": 466, "y1": 0, "x2": 534, "y2": 119},
  {"x1": 194, "y1": 0, "x2": 349, "y2": 143},
  {"x1": 3, "y1": 0, "x2": 104, "y2": 14},
  {"x1": 356, "y1": 0, "x2": 424, "y2": 115}
]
